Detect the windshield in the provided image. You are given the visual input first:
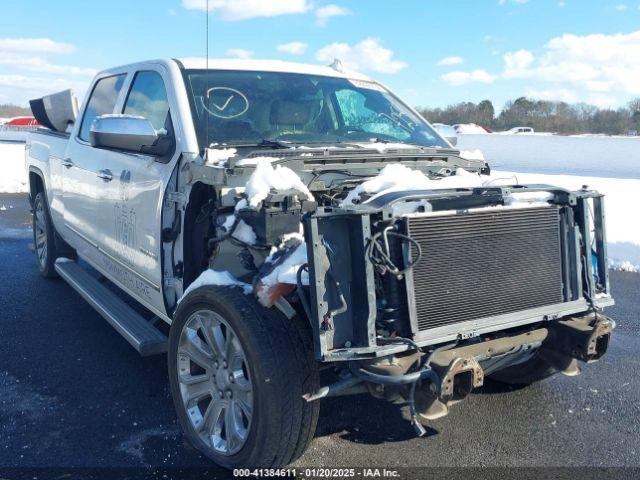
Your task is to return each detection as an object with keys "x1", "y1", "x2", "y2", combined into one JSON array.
[{"x1": 183, "y1": 69, "x2": 448, "y2": 149}]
